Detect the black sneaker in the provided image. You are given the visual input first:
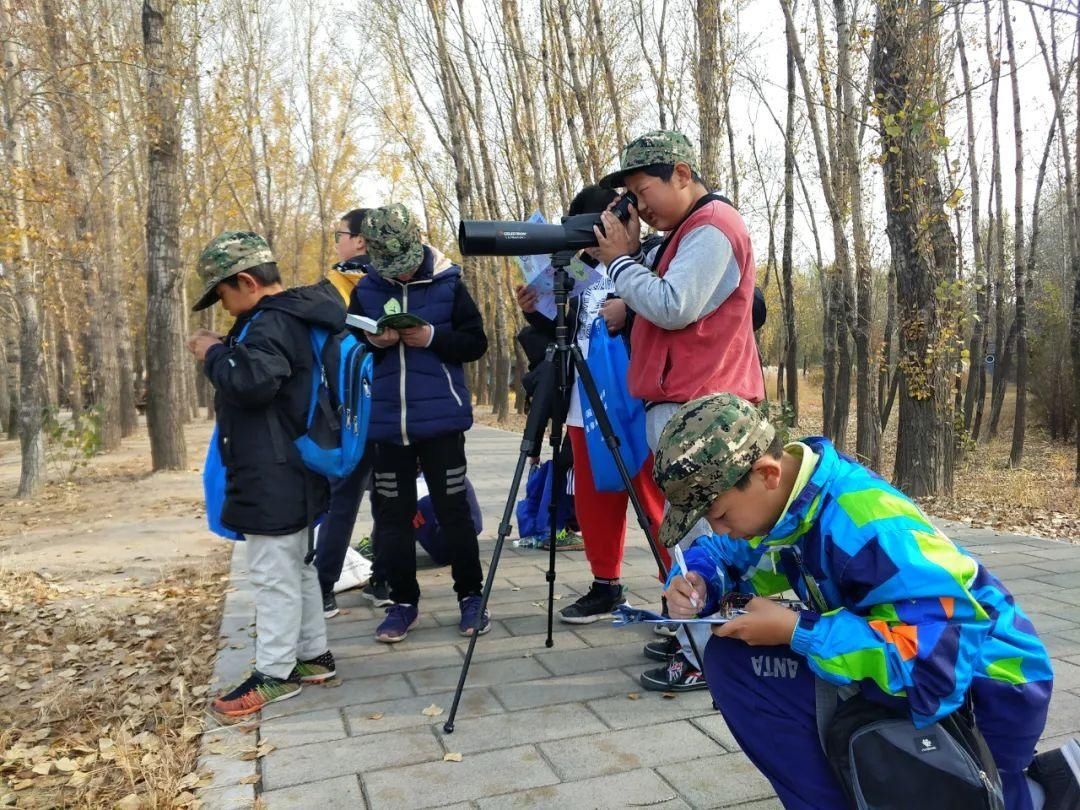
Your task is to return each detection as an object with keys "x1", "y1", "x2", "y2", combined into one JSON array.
[
  {"x1": 322, "y1": 591, "x2": 339, "y2": 619},
  {"x1": 639, "y1": 652, "x2": 708, "y2": 692},
  {"x1": 643, "y1": 635, "x2": 680, "y2": 662},
  {"x1": 362, "y1": 580, "x2": 393, "y2": 608},
  {"x1": 1029, "y1": 738, "x2": 1080, "y2": 810},
  {"x1": 558, "y1": 582, "x2": 627, "y2": 624},
  {"x1": 290, "y1": 650, "x2": 336, "y2": 684}
]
